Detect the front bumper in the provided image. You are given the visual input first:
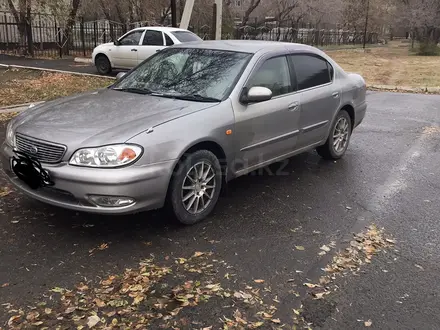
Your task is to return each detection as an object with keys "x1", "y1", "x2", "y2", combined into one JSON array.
[{"x1": 1, "y1": 143, "x2": 175, "y2": 215}]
